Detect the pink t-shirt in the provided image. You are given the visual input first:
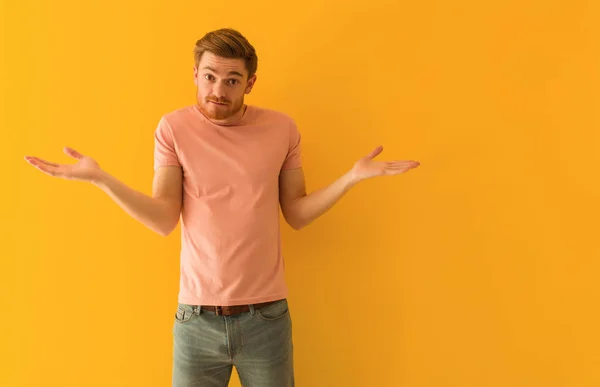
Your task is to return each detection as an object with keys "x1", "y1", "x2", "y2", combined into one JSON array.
[{"x1": 153, "y1": 104, "x2": 302, "y2": 306}]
